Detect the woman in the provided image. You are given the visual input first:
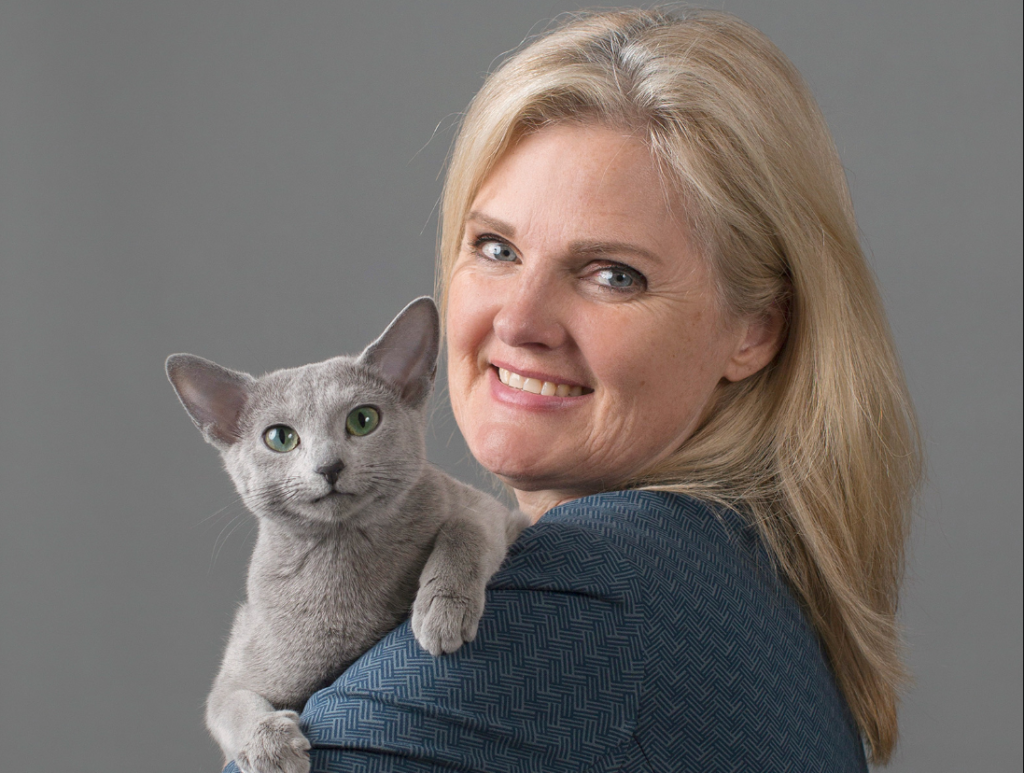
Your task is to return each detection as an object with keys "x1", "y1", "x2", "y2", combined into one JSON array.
[{"x1": 228, "y1": 8, "x2": 920, "y2": 771}]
